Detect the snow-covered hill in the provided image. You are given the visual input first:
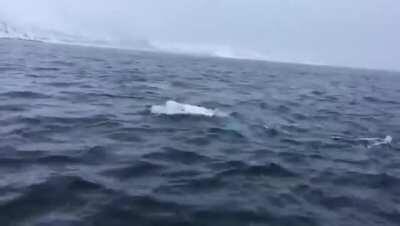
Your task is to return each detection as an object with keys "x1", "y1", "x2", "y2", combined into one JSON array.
[
  {"x1": 0, "y1": 21, "x2": 95, "y2": 44},
  {"x1": 0, "y1": 21, "x2": 33, "y2": 40},
  {"x1": 0, "y1": 21, "x2": 266, "y2": 62},
  {"x1": 0, "y1": 20, "x2": 154, "y2": 51}
]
